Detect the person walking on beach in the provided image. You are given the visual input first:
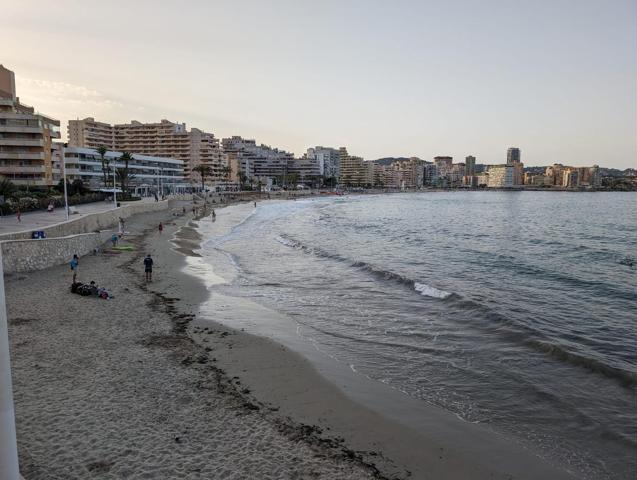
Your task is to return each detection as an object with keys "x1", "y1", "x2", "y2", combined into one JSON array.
[
  {"x1": 16, "y1": 208, "x2": 21, "y2": 222},
  {"x1": 158, "y1": 222, "x2": 163, "y2": 234},
  {"x1": 70, "y1": 254, "x2": 79, "y2": 283},
  {"x1": 144, "y1": 254, "x2": 154, "y2": 282}
]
